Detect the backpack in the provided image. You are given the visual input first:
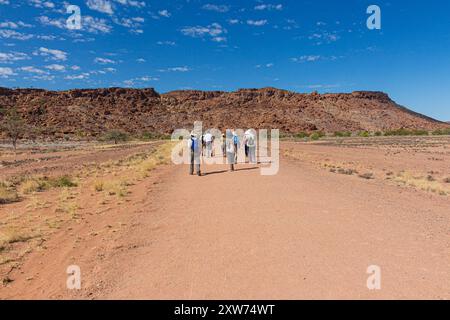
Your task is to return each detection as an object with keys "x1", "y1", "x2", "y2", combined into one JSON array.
[
  {"x1": 247, "y1": 135, "x2": 255, "y2": 147},
  {"x1": 191, "y1": 138, "x2": 199, "y2": 152}
]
